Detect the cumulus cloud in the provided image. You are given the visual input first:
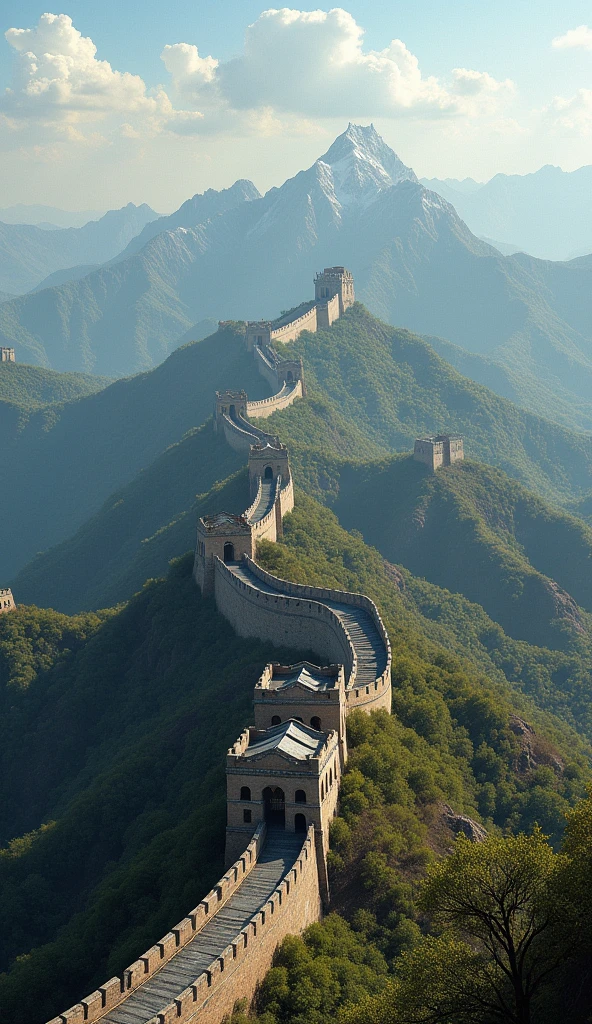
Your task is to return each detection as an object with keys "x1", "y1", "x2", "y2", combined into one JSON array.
[
  {"x1": 160, "y1": 7, "x2": 514, "y2": 126},
  {"x1": 552, "y1": 25, "x2": 592, "y2": 51},
  {"x1": 544, "y1": 89, "x2": 592, "y2": 133},
  {"x1": 2, "y1": 13, "x2": 159, "y2": 122}
]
